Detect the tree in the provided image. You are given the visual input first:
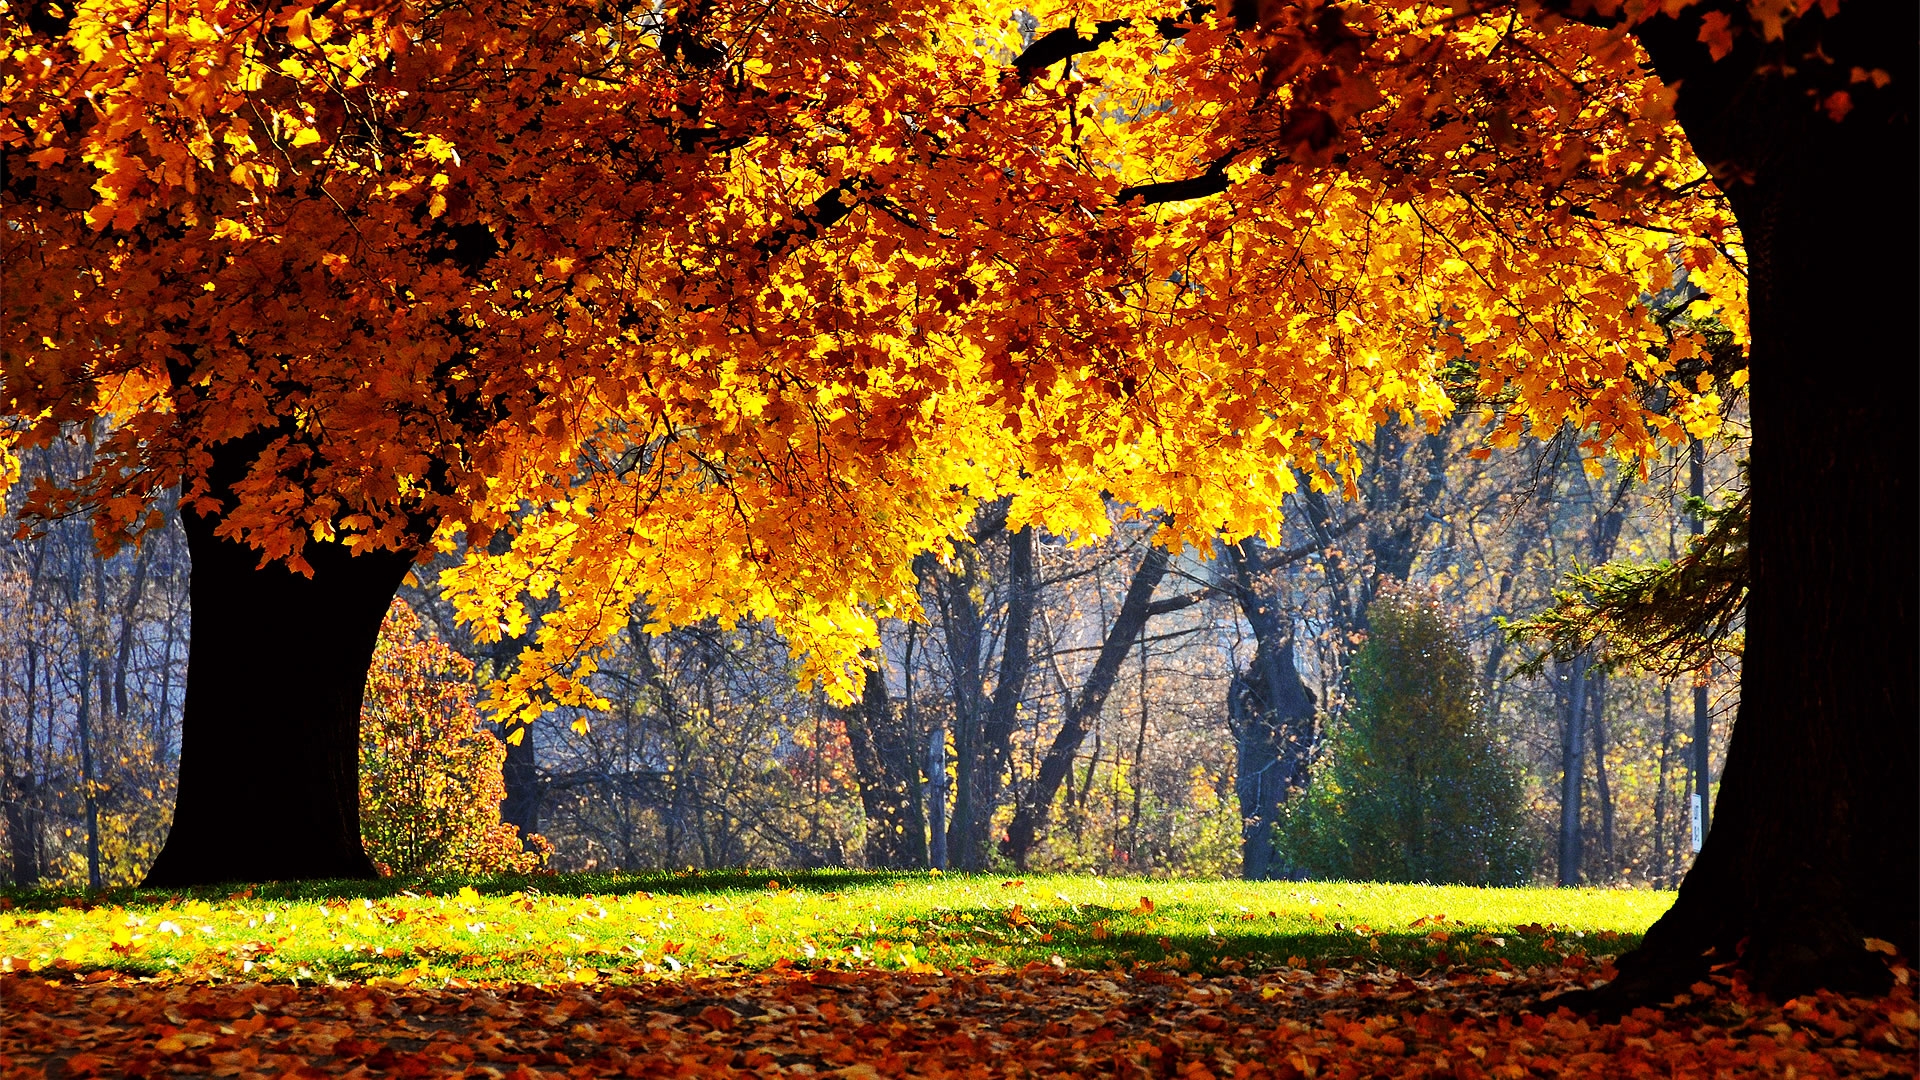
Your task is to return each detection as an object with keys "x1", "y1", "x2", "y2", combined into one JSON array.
[
  {"x1": 1283, "y1": 587, "x2": 1532, "y2": 886},
  {"x1": 2, "y1": 0, "x2": 1008, "y2": 882},
  {"x1": 359, "y1": 601, "x2": 546, "y2": 876},
  {"x1": 839, "y1": 658, "x2": 930, "y2": 869},
  {"x1": 1217, "y1": 536, "x2": 1319, "y2": 881},
  {"x1": 13, "y1": 0, "x2": 1901, "y2": 1001},
  {"x1": 1574, "y1": 0, "x2": 1914, "y2": 1002},
  {"x1": 974, "y1": 0, "x2": 1914, "y2": 1002}
]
